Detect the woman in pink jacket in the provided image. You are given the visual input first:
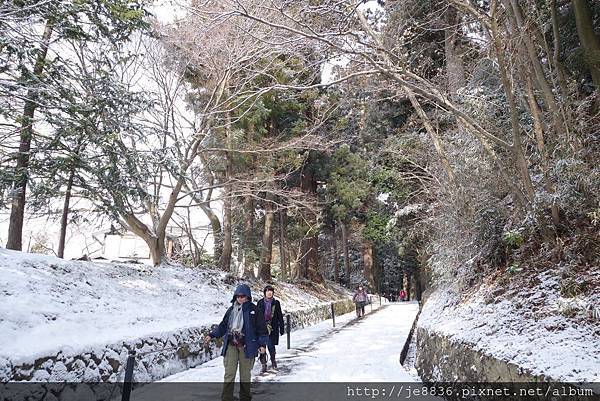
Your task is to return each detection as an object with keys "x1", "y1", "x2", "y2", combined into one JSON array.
[{"x1": 352, "y1": 285, "x2": 368, "y2": 318}]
